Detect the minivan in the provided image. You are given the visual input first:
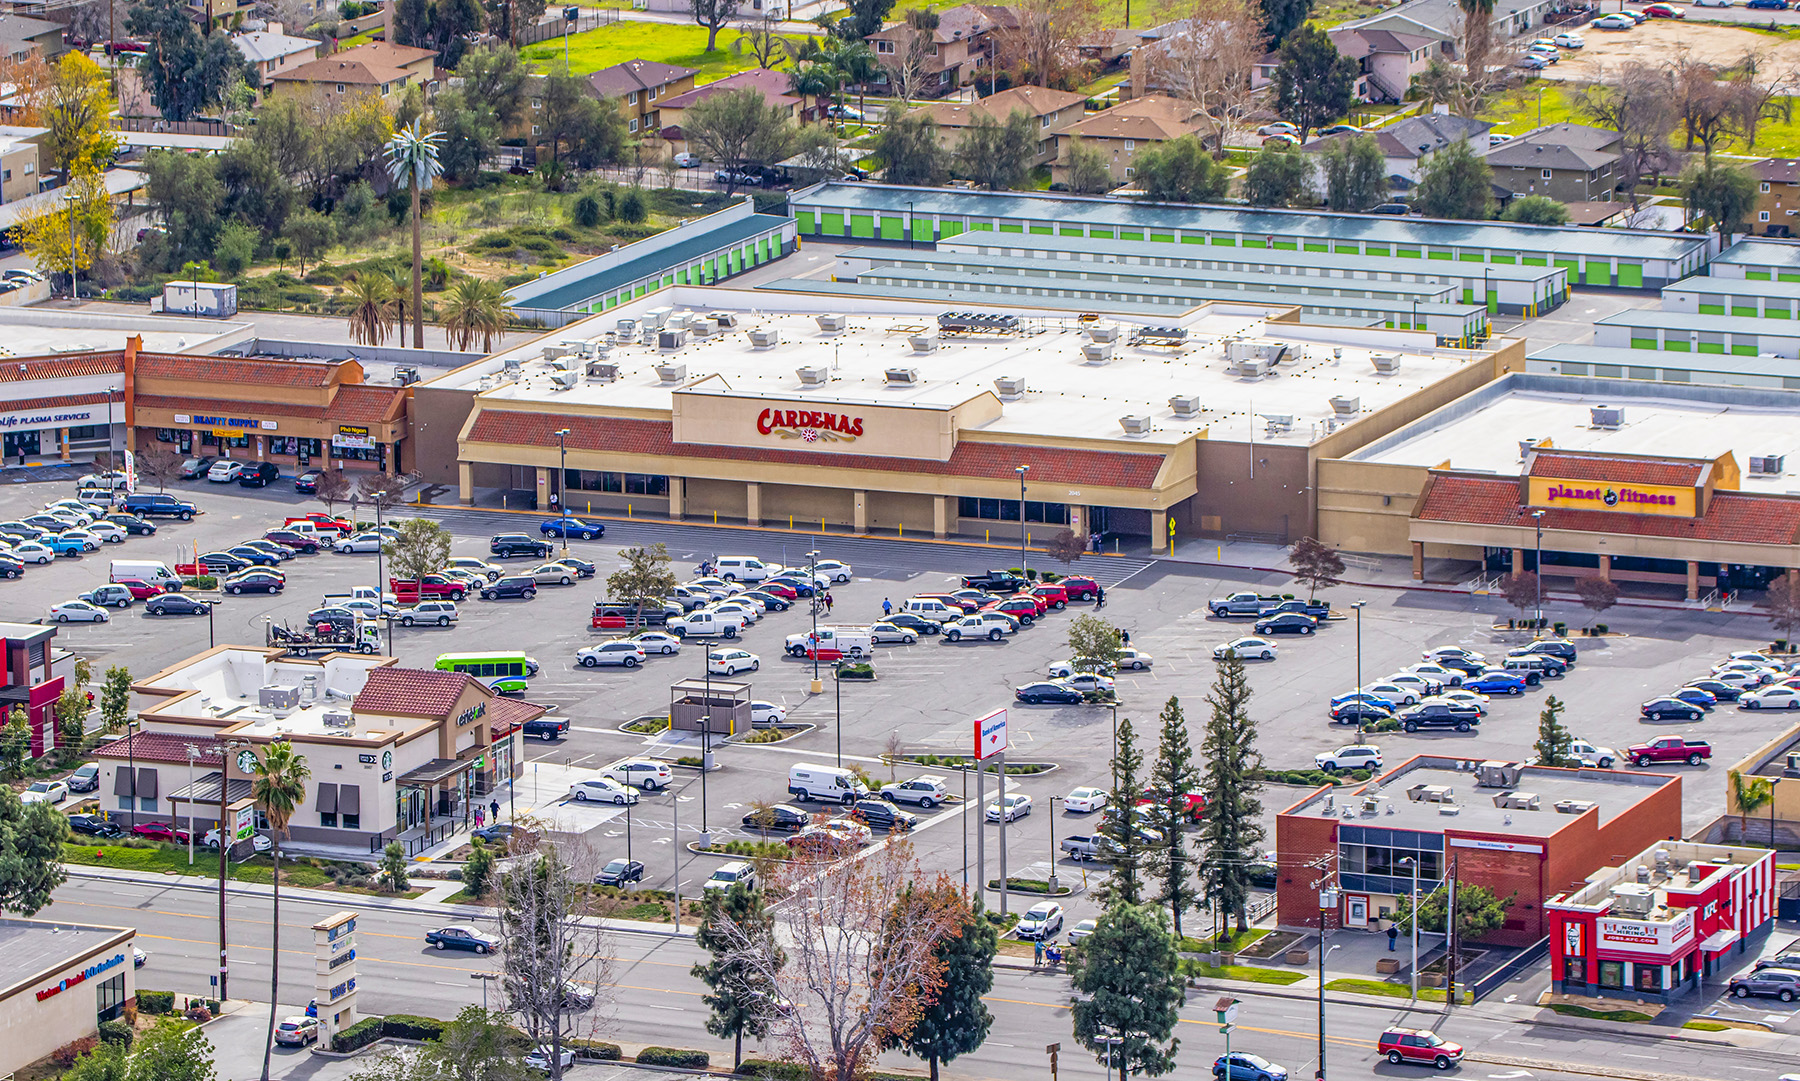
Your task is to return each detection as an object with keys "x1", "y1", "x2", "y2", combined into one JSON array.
[
  {"x1": 715, "y1": 556, "x2": 778, "y2": 582},
  {"x1": 905, "y1": 597, "x2": 957, "y2": 620},
  {"x1": 121, "y1": 493, "x2": 196, "y2": 520},
  {"x1": 236, "y1": 462, "x2": 280, "y2": 487},
  {"x1": 788, "y1": 762, "x2": 870, "y2": 804},
  {"x1": 110, "y1": 559, "x2": 181, "y2": 589},
  {"x1": 703, "y1": 861, "x2": 757, "y2": 892}
]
